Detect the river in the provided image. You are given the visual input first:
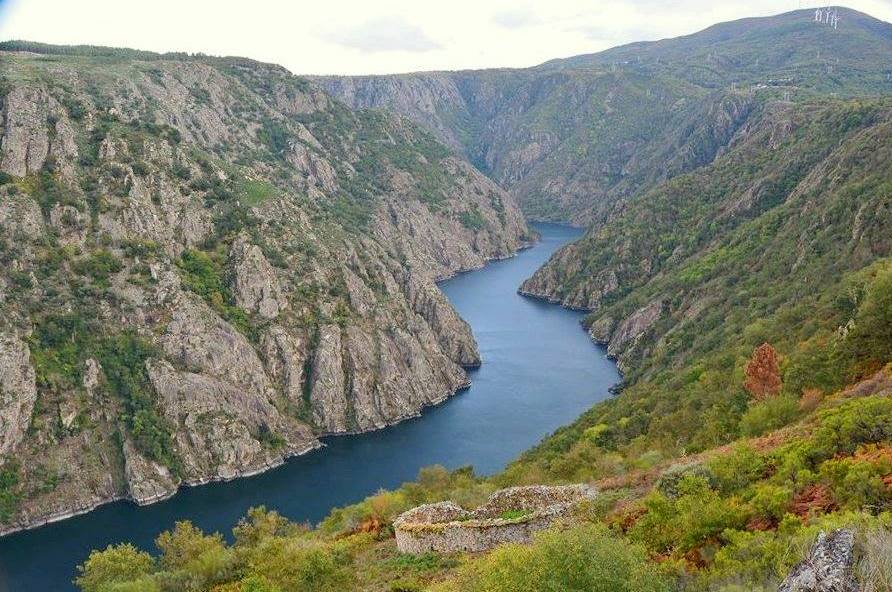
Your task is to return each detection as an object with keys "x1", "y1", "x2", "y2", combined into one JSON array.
[{"x1": 0, "y1": 223, "x2": 619, "y2": 591}]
